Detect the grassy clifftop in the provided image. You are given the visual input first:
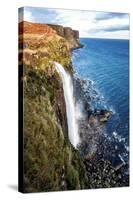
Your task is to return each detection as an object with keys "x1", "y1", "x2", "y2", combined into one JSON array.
[{"x1": 19, "y1": 21, "x2": 88, "y2": 192}]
